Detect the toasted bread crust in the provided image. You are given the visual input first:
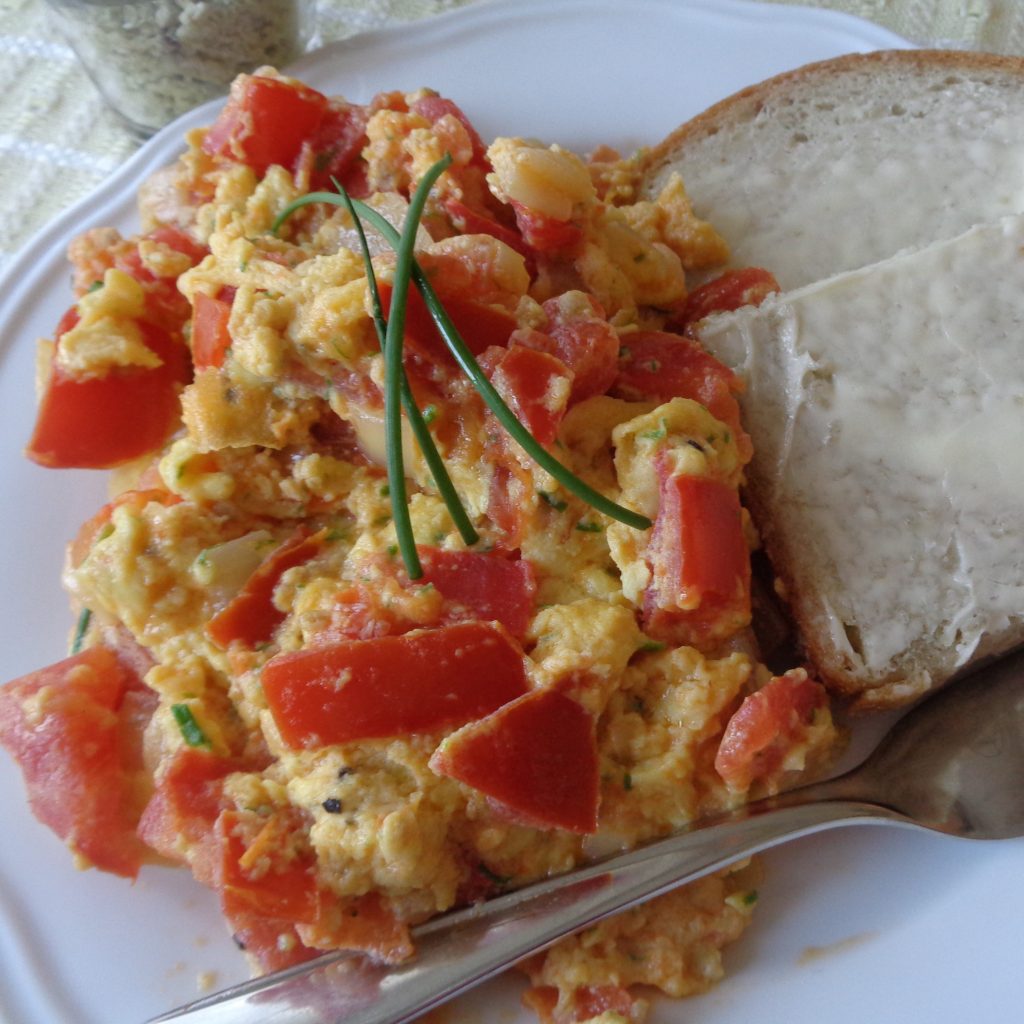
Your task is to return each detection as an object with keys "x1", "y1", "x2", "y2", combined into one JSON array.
[{"x1": 639, "y1": 48, "x2": 1024, "y2": 186}]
